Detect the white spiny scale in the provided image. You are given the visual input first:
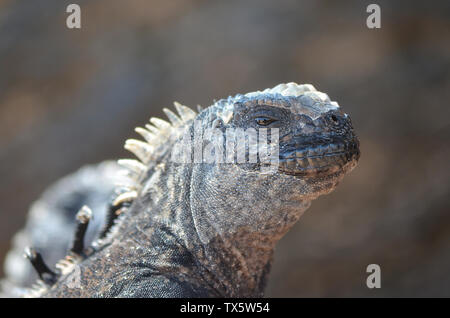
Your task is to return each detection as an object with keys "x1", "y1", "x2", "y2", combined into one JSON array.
[
  {"x1": 163, "y1": 108, "x2": 182, "y2": 125},
  {"x1": 113, "y1": 190, "x2": 138, "y2": 206},
  {"x1": 134, "y1": 127, "x2": 155, "y2": 143},
  {"x1": 118, "y1": 101, "x2": 197, "y2": 200},
  {"x1": 150, "y1": 117, "x2": 171, "y2": 130},
  {"x1": 124, "y1": 139, "x2": 154, "y2": 163},
  {"x1": 114, "y1": 167, "x2": 140, "y2": 189},
  {"x1": 174, "y1": 101, "x2": 197, "y2": 121},
  {"x1": 145, "y1": 123, "x2": 160, "y2": 135},
  {"x1": 118, "y1": 159, "x2": 147, "y2": 176},
  {"x1": 197, "y1": 104, "x2": 203, "y2": 112}
]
